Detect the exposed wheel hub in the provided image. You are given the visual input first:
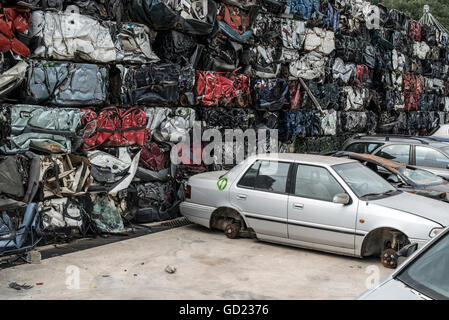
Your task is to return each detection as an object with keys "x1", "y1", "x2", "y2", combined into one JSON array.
[
  {"x1": 225, "y1": 223, "x2": 240, "y2": 239},
  {"x1": 381, "y1": 248, "x2": 398, "y2": 269}
]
